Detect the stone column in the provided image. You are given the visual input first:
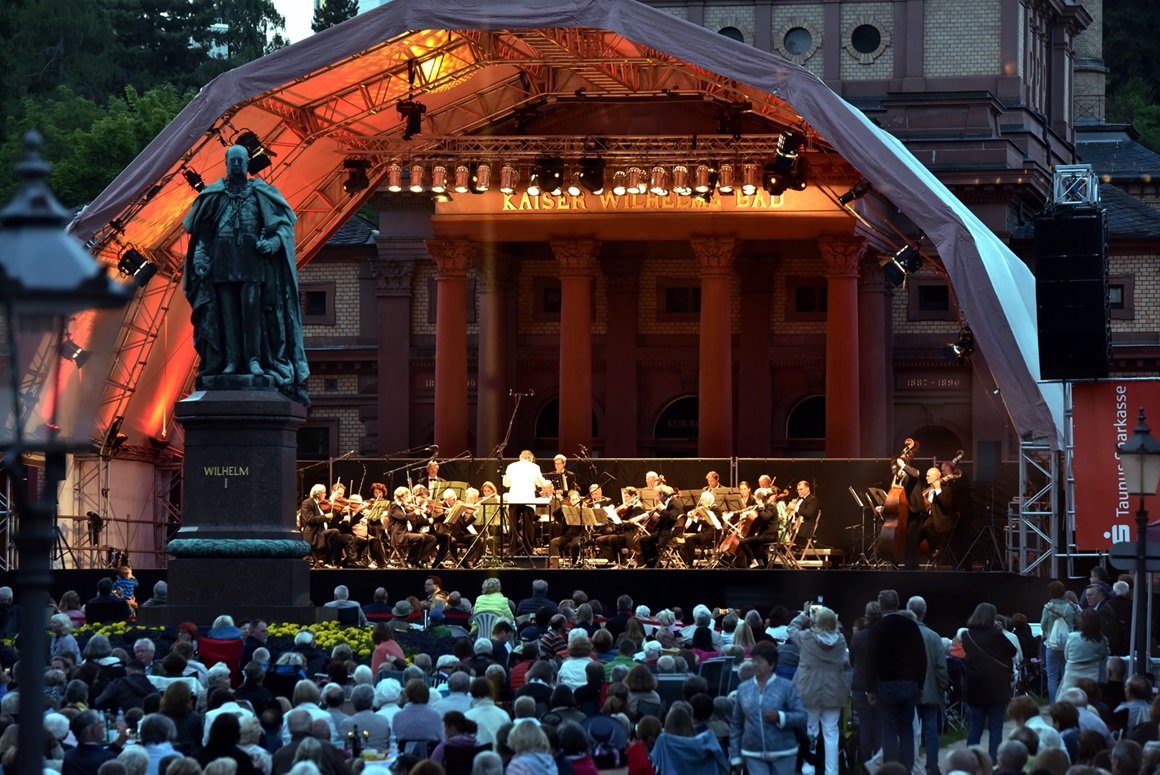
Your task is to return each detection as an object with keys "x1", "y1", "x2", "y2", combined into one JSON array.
[
  {"x1": 602, "y1": 256, "x2": 642, "y2": 456},
  {"x1": 858, "y1": 253, "x2": 893, "y2": 457},
  {"x1": 369, "y1": 241, "x2": 416, "y2": 454},
  {"x1": 475, "y1": 250, "x2": 512, "y2": 457},
  {"x1": 818, "y1": 235, "x2": 865, "y2": 457},
  {"x1": 737, "y1": 255, "x2": 773, "y2": 456},
  {"x1": 552, "y1": 239, "x2": 600, "y2": 456},
  {"x1": 426, "y1": 239, "x2": 474, "y2": 455},
  {"x1": 692, "y1": 237, "x2": 737, "y2": 458}
]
